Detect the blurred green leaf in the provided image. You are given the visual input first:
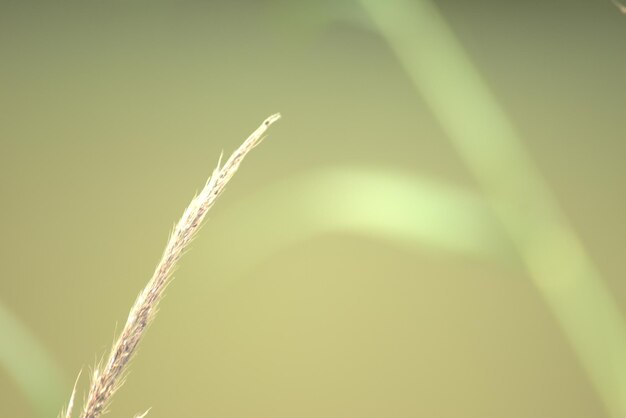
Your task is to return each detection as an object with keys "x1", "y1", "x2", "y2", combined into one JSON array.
[
  {"x1": 0, "y1": 302, "x2": 66, "y2": 417},
  {"x1": 358, "y1": 0, "x2": 626, "y2": 415},
  {"x1": 204, "y1": 165, "x2": 514, "y2": 278}
]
